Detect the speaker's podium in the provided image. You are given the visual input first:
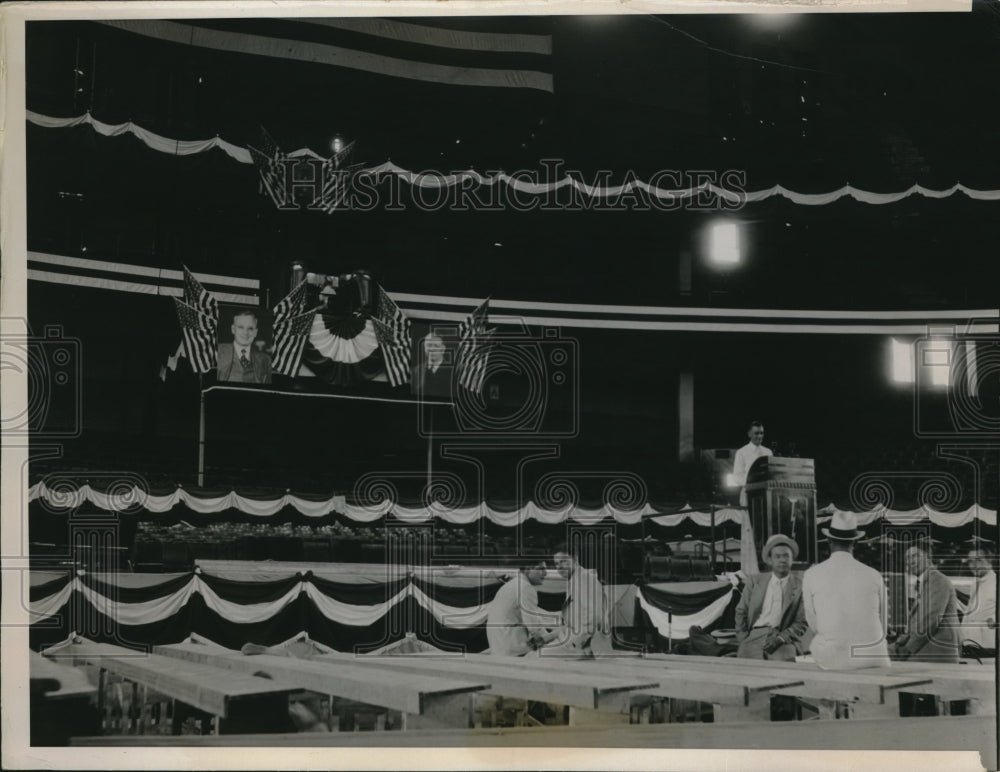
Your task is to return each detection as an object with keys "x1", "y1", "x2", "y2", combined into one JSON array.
[{"x1": 745, "y1": 457, "x2": 818, "y2": 568}]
